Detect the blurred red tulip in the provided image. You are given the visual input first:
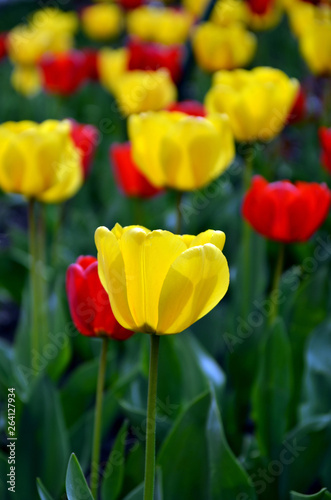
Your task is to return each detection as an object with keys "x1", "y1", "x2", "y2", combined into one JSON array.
[
  {"x1": 287, "y1": 87, "x2": 306, "y2": 124},
  {"x1": 66, "y1": 256, "x2": 134, "y2": 339},
  {"x1": 167, "y1": 100, "x2": 206, "y2": 117},
  {"x1": 127, "y1": 37, "x2": 184, "y2": 82},
  {"x1": 0, "y1": 32, "x2": 7, "y2": 60},
  {"x1": 39, "y1": 50, "x2": 88, "y2": 95},
  {"x1": 319, "y1": 127, "x2": 331, "y2": 174},
  {"x1": 242, "y1": 175, "x2": 331, "y2": 243},
  {"x1": 68, "y1": 119, "x2": 99, "y2": 179},
  {"x1": 246, "y1": 0, "x2": 274, "y2": 15},
  {"x1": 110, "y1": 142, "x2": 162, "y2": 198},
  {"x1": 118, "y1": 0, "x2": 144, "y2": 8},
  {"x1": 82, "y1": 48, "x2": 99, "y2": 80}
]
